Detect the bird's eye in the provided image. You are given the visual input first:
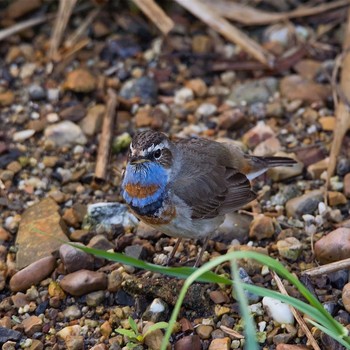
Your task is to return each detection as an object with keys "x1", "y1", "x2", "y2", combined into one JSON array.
[{"x1": 153, "y1": 149, "x2": 162, "y2": 159}]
